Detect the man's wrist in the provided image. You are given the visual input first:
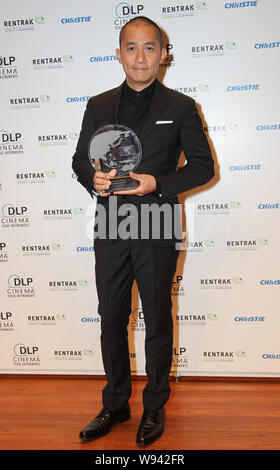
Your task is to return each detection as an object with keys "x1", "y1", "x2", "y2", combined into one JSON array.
[{"x1": 154, "y1": 177, "x2": 163, "y2": 198}]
